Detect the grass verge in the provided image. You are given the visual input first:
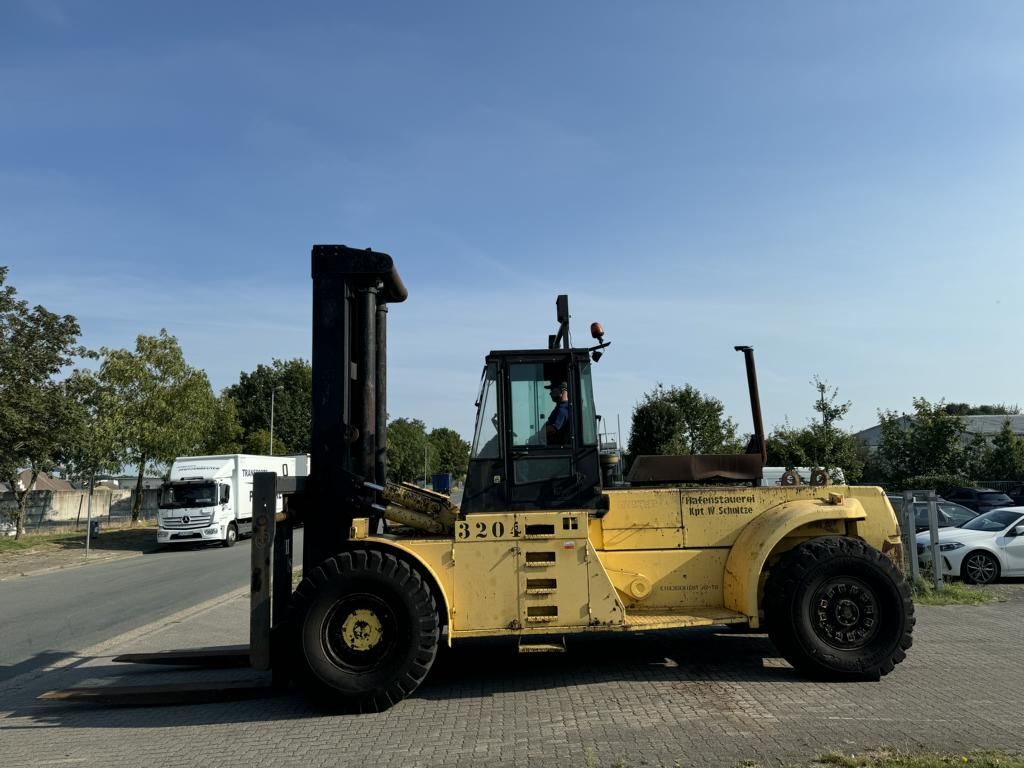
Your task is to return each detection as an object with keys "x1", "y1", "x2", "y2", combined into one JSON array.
[
  {"x1": 0, "y1": 525, "x2": 158, "y2": 556},
  {"x1": 810, "y1": 749, "x2": 1024, "y2": 767},
  {"x1": 912, "y1": 576, "x2": 998, "y2": 606}
]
